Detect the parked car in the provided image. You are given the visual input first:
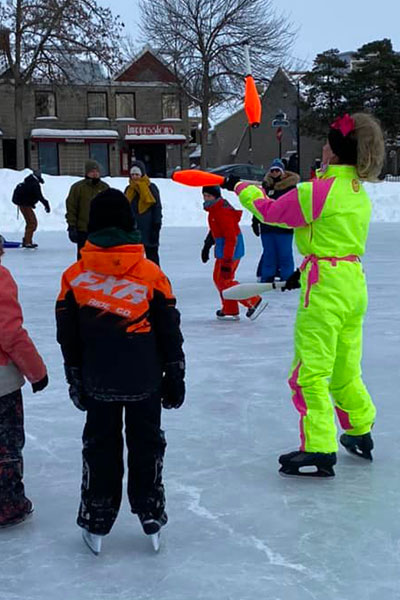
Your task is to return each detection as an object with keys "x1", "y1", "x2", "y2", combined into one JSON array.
[{"x1": 209, "y1": 163, "x2": 266, "y2": 182}]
